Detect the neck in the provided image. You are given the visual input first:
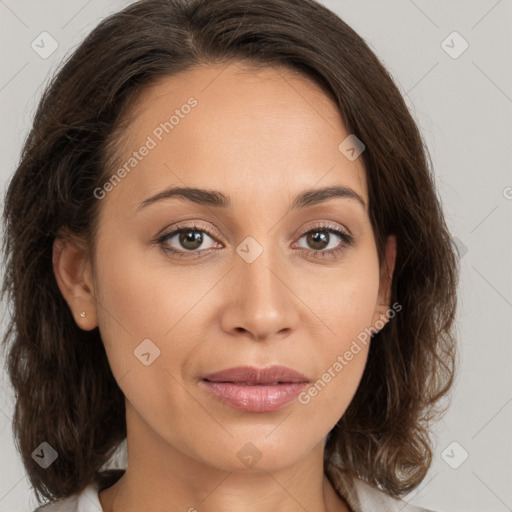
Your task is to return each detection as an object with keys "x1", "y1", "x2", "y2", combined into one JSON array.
[{"x1": 98, "y1": 404, "x2": 350, "y2": 512}]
